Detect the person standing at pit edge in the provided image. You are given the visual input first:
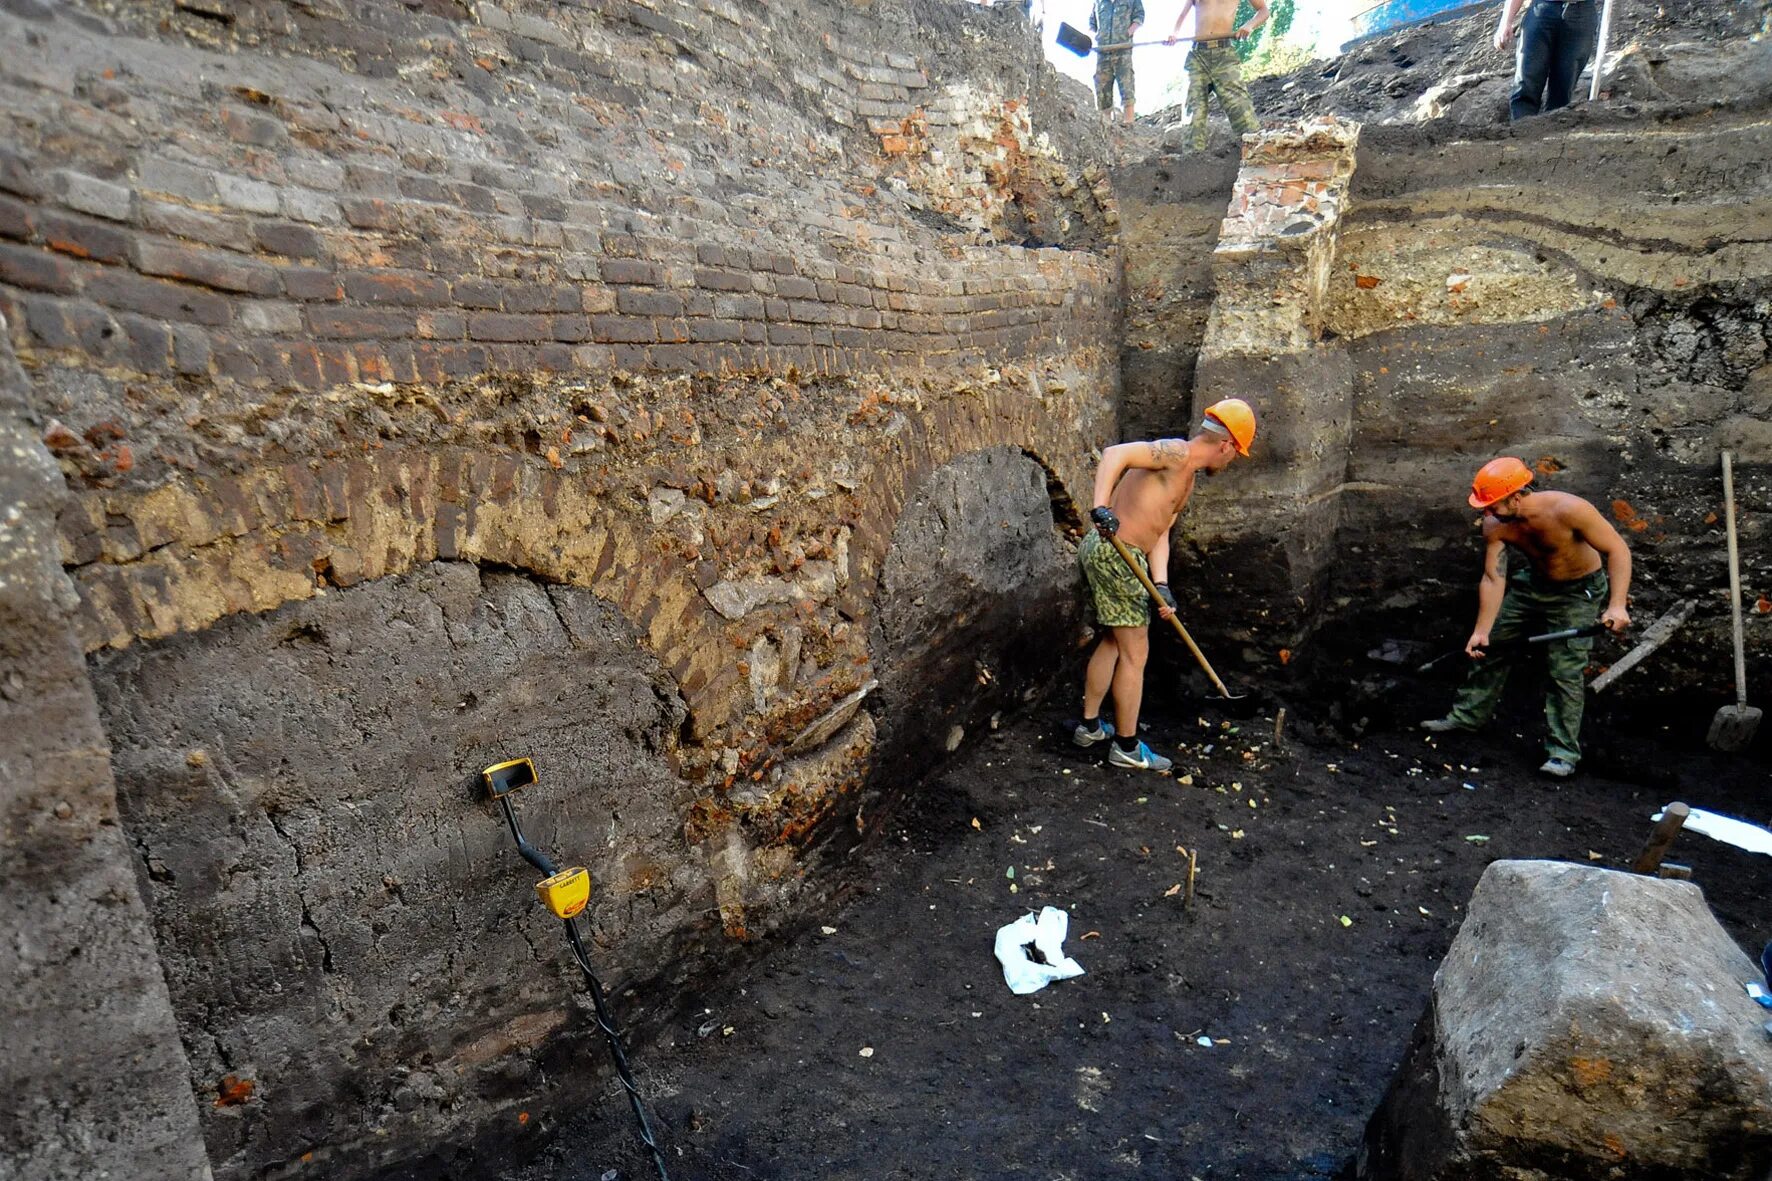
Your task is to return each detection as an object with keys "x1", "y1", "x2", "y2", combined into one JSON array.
[
  {"x1": 1091, "y1": 0, "x2": 1145, "y2": 128},
  {"x1": 1421, "y1": 457, "x2": 1632, "y2": 778},
  {"x1": 1166, "y1": 0, "x2": 1266, "y2": 152},
  {"x1": 1494, "y1": 0, "x2": 1598, "y2": 120},
  {"x1": 1074, "y1": 399, "x2": 1257, "y2": 772}
]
